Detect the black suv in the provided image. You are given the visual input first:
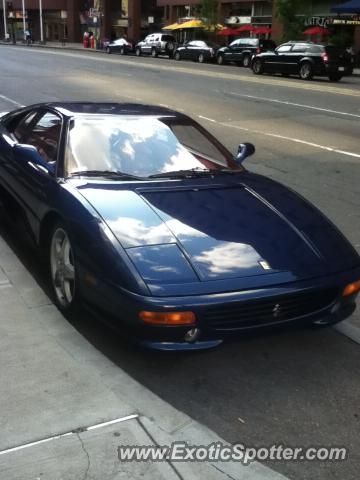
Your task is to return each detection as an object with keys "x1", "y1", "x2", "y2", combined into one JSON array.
[
  {"x1": 135, "y1": 33, "x2": 176, "y2": 58},
  {"x1": 216, "y1": 38, "x2": 276, "y2": 67},
  {"x1": 251, "y1": 41, "x2": 353, "y2": 81}
]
